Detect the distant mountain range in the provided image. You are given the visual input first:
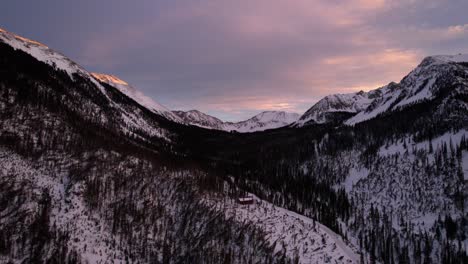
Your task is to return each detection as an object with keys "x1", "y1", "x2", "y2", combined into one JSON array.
[
  {"x1": 174, "y1": 109, "x2": 300, "y2": 132},
  {"x1": 93, "y1": 73, "x2": 301, "y2": 133}
]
